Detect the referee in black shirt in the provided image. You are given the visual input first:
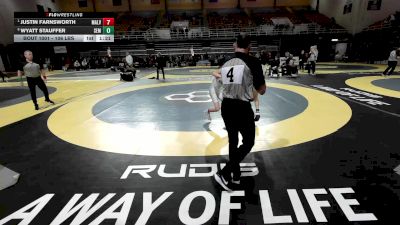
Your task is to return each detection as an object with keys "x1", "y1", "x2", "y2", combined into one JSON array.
[
  {"x1": 156, "y1": 52, "x2": 166, "y2": 80},
  {"x1": 18, "y1": 50, "x2": 54, "y2": 110},
  {"x1": 214, "y1": 34, "x2": 266, "y2": 191}
]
